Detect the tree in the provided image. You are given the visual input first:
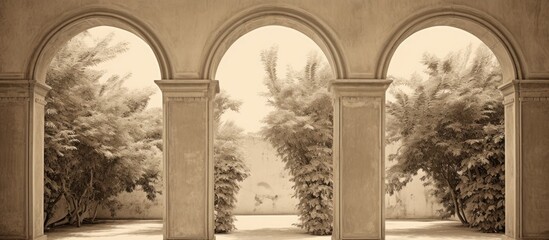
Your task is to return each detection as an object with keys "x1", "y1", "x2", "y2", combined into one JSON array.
[
  {"x1": 44, "y1": 31, "x2": 162, "y2": 228},
  {"x1": 386, "y1": 44, "x2": 505, "y2": 232},
  {"x1": 45, "y1": 30, "x2": 249, "y2": 231},
  {"x1": 213, "y1": 92, "x2": 250, "y2": 233},
  {"x1": 260, "y1": 46, "x2": 334, "y2": 235}
]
